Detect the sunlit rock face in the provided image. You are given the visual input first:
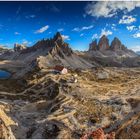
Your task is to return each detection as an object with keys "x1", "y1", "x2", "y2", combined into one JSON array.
[
  {"x1": 50, "y1": 32, "x2": 73, "y2": 57},
  {"x1": 14, "y1": 43, "x2": 27, "y2": 52},
  {"x1": 110, "y1": 37, "x2": 127, "y2": 51},
  {"x1": 98, "y1": 35, "x2": 110, "y2": 51}
]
